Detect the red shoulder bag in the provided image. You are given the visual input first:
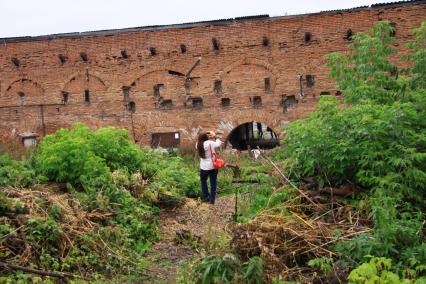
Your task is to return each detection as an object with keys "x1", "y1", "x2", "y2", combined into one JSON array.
[{"x1": 209, "y1": 145, "x2": 225, "y2": 170}]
